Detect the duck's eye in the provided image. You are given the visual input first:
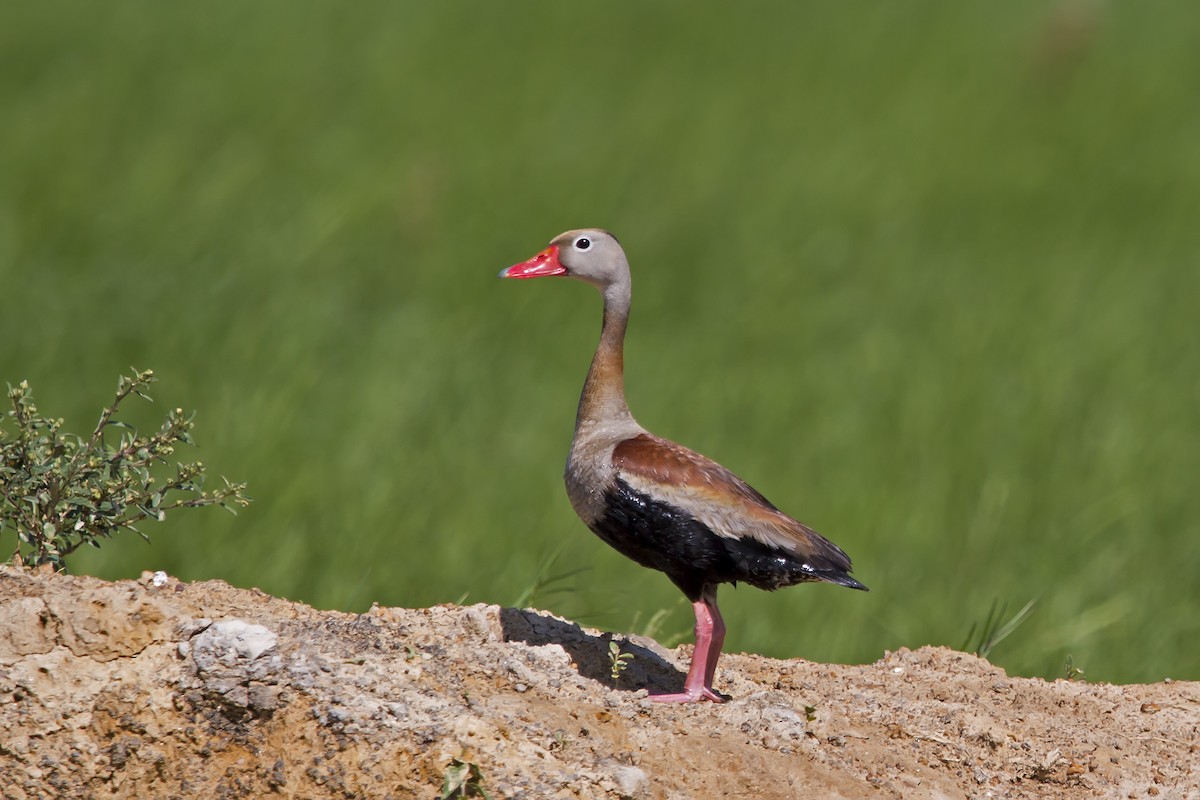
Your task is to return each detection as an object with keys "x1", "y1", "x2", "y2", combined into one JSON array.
[{"x1": 573, "y1": 237, "x2": 591, "y2": 251}]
